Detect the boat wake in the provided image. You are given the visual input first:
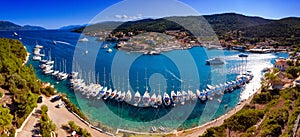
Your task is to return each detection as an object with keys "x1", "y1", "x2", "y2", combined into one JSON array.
[
  {"x1": 225, "y1": 53, "x2": 277, "y2": 61},
  {"x1": 54, "y1": 40, "x2": 71, "y2": 45},
  {"x1": 166, "y1": 70, "x2": 183, "y2": 82}
]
